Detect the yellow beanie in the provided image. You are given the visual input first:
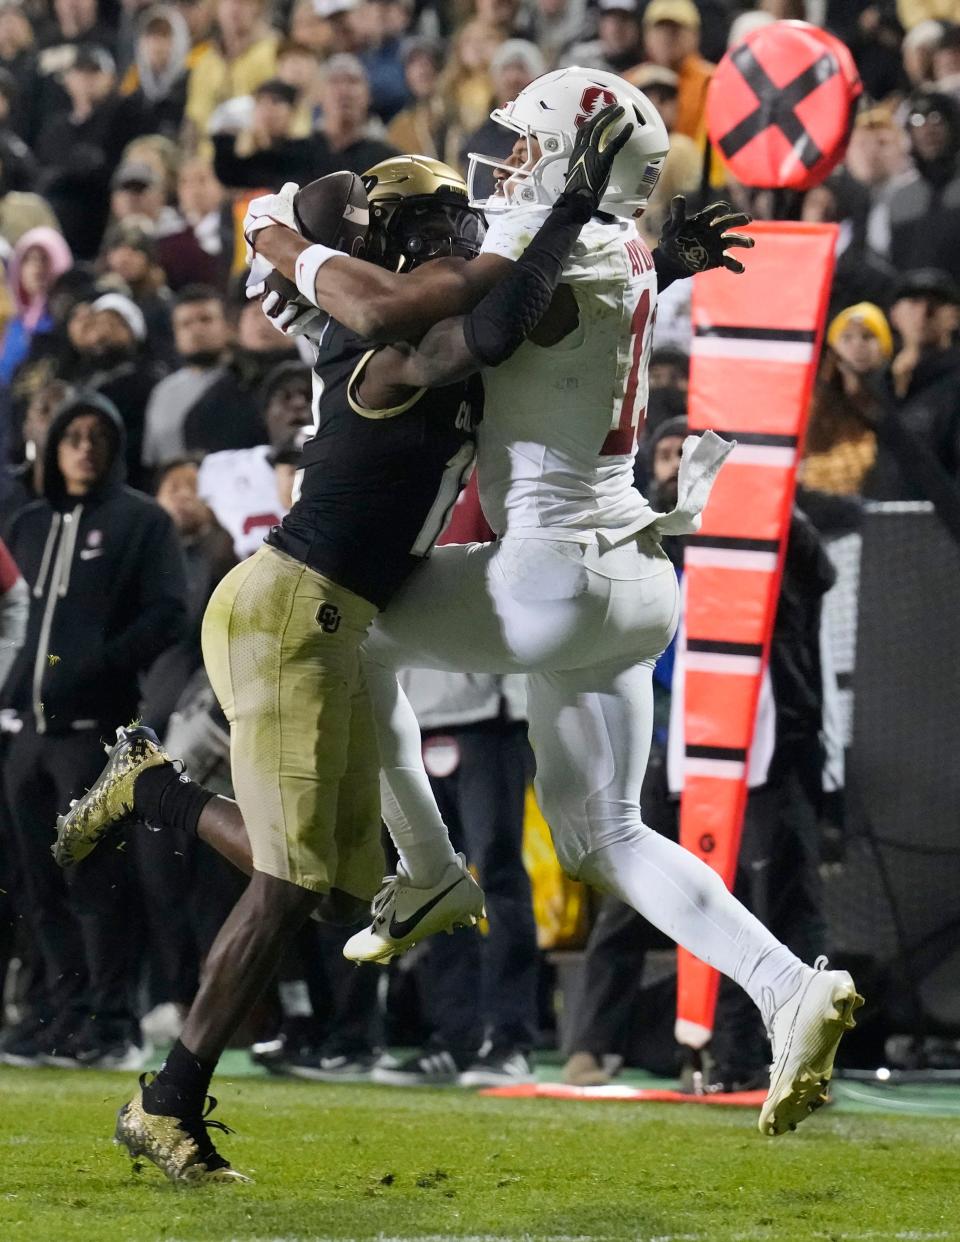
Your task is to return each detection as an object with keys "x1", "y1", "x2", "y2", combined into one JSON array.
[{"x1": 827, "y1": 302, "x2": 894, "y2": 360}]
